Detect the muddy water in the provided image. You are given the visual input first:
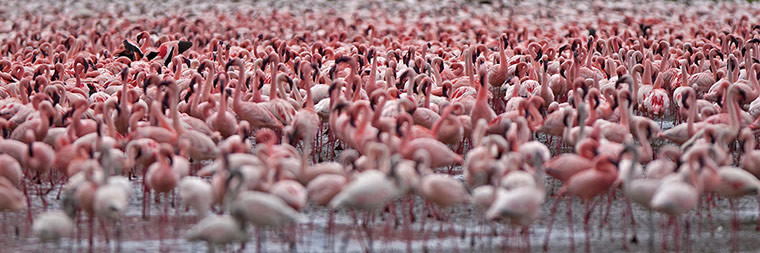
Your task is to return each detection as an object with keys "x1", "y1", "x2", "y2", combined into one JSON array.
[
  {"x1": 4, "y1": 147, "x2": 760, "y2": 252},
  {"x1": 3, "y1": 120, "x2": 760, "y2": 252}
]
